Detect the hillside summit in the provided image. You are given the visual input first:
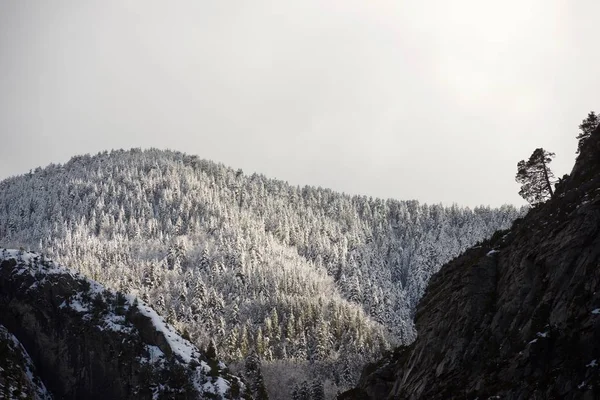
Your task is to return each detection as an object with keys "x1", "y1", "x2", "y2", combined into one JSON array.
[{"x1": 0, "y1": 148, "x2": 520, "y2": 396}]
